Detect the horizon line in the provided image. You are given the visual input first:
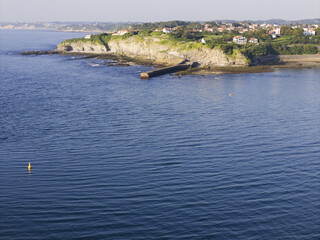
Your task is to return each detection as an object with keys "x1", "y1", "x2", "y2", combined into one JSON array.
[{"x1": 1, "y1": 18, "x2": 320, "y2": 24}]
